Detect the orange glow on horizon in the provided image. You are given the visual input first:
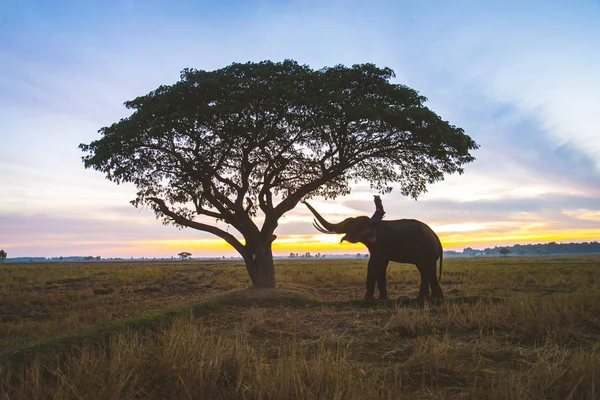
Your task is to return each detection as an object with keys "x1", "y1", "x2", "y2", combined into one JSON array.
[
  {"x1": 127, "y1": 234, "x2": 366, "y2": 254},
  {"x1": 122, "y1": 227, "x2": 600, "y2": 256},
  {"x1": 7, "y1": 225, "x2": 600, "y2": 258}
]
